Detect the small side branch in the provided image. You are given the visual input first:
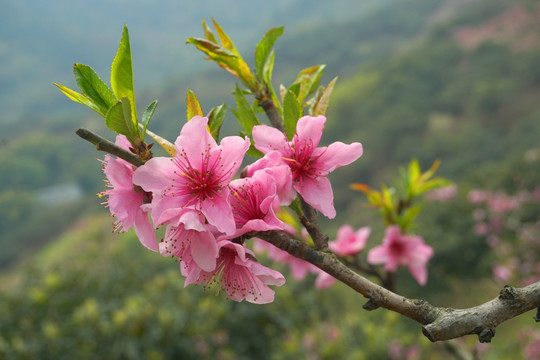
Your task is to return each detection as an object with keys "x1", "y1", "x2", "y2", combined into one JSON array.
[{"x1": 76, "y1": 128, "x2": 144, "y2": 167}]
